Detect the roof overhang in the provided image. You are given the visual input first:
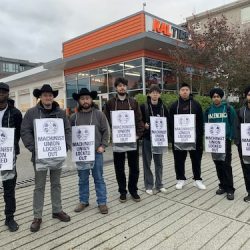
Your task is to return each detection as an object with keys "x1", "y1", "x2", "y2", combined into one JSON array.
[{"x1": 45, "y1": 31, "x2": 187, "y2": 71}]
